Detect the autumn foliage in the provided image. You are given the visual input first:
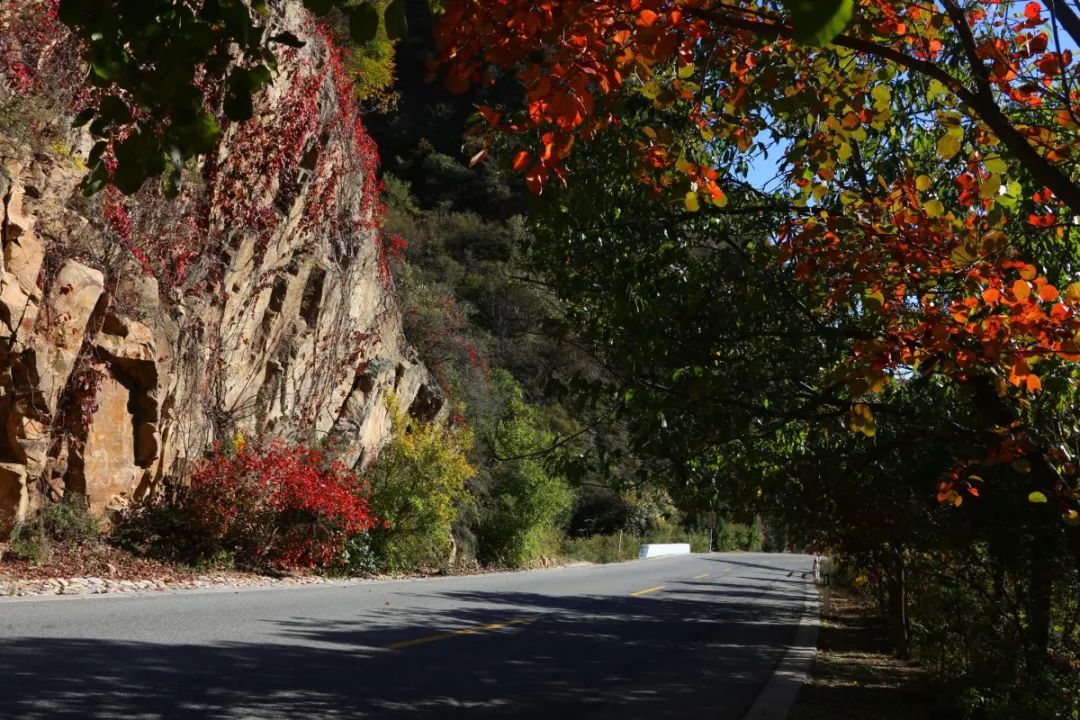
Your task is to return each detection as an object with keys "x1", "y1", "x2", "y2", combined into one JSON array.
[
  {"x1": 186, "y1": 437, "x2": 378, "y2": 571},
  {"x1": 435, "y1": 0, "x2": 1080, "y2": 526}
]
